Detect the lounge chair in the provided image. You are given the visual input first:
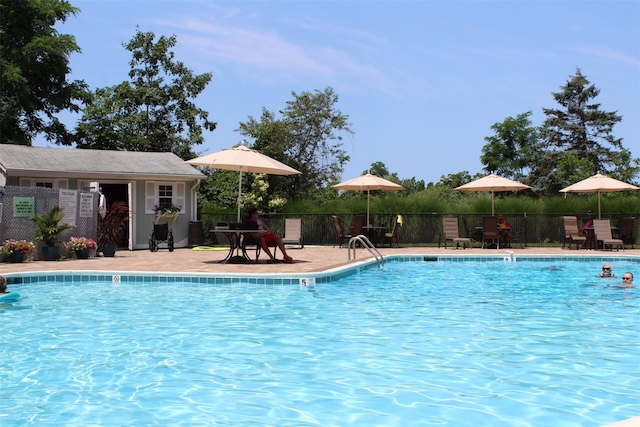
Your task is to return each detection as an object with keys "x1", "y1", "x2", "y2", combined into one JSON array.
[
  {"x1": 618, "y1": 217, "x2": 635, "y2": 249},
  {"x1": 332, "y1": 215, "x2": 352, "y2": 247},
  {"x1": 442, "y1": 217, "x2": 471, "y2": 249},
  {"x1": 461, "y1": 217, "x2": 475, "y2": 247},
  {"x1": 593, "y1": 219, "x2": 624, "y2": 251},
  {"x1": 482, "y1": 216, "x2": 500, "y2": 249},
  {"x1": 281, "y1": 218, "x2": 303, "y2": 249},
  {"x1": 562, "y1": 216, "x2": 587, "y2": 250},
  {"x1": 383, "y1": 214, "x2": 403, "y2": 247}
]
